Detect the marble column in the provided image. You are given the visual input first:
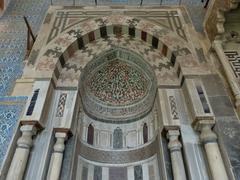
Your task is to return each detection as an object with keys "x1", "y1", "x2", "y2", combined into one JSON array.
[
  {"x1": 47, "y1": 132, "x2": 68, "y2": 180},
  {"x1": 199, "y1": 123, "x2": 228, "y2": 180},
  {"x1": 6, "y1": 124, "x2": 37, "y2": 180},
  {"x1": 213, "y1": 40, "x2": 240, "y2": 109},
  {"x1": 167, "y1": 130, "x2": 187, "y2": 180}
]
